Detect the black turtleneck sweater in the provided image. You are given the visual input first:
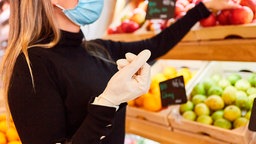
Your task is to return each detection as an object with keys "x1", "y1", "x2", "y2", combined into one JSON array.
[{"x1": 7, "y1": 3, "x2": 210, "y2": 144}]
